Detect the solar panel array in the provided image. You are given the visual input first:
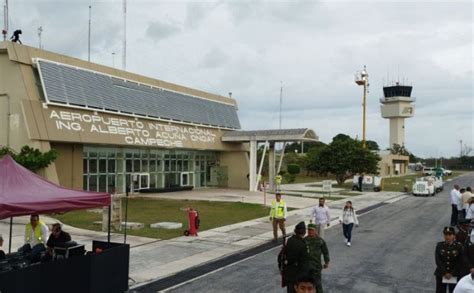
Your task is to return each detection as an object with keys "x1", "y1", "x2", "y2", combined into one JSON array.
[{"x1": 37, "y1": 60, "x2": 241, "y2": 129}]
